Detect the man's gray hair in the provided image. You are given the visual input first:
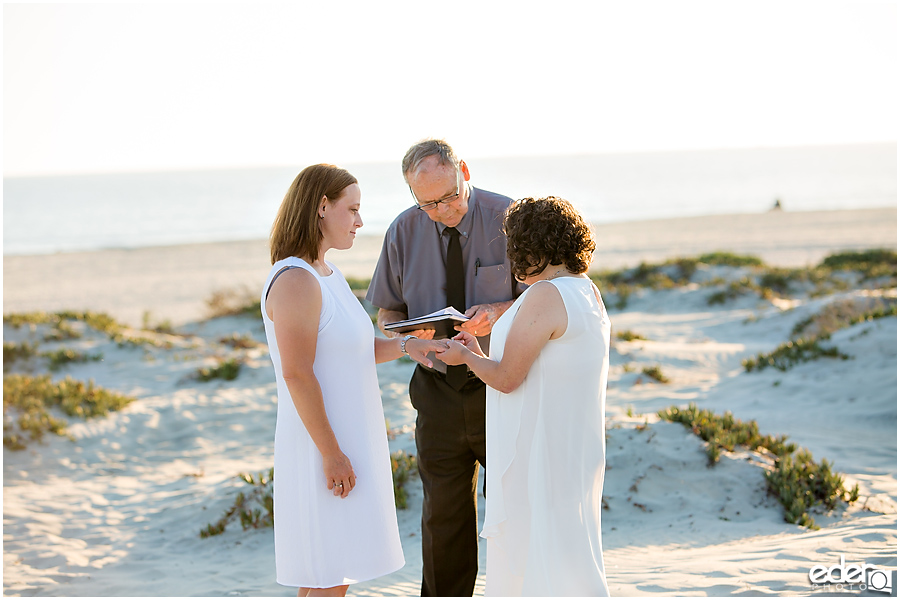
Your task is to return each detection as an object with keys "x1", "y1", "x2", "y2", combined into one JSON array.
[{"x1": 401, "y1": 139, "x2": 460, "y2": 183}]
